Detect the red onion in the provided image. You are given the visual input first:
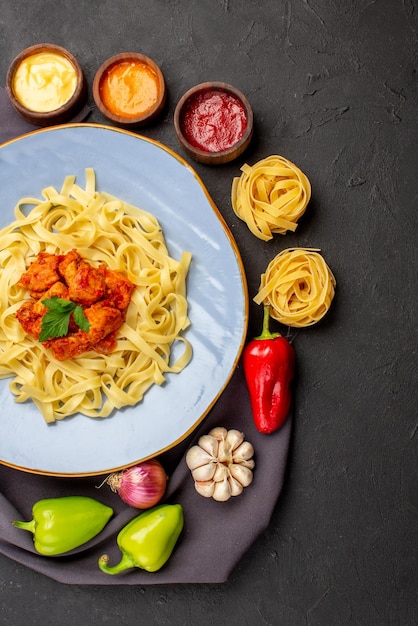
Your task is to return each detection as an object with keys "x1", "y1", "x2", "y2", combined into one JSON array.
[{"x1": 105, "y1": 459, "x2": 167, "y2": 509}]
